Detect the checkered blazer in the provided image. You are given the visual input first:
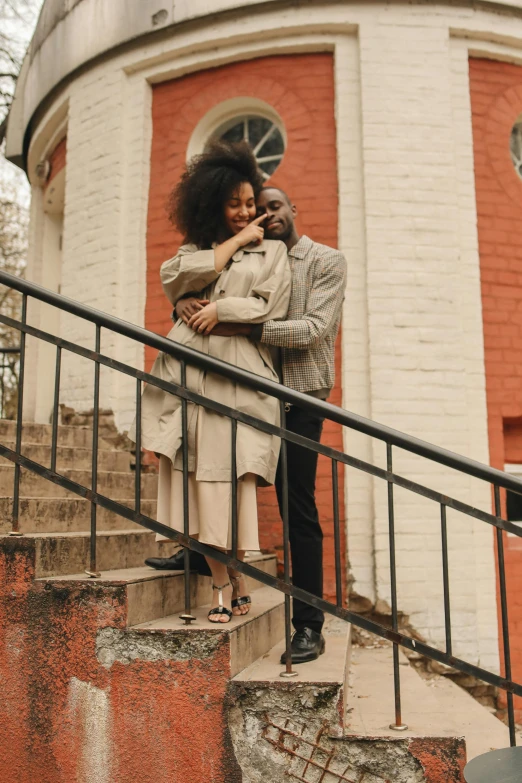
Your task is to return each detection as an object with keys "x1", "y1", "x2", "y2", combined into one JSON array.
[{"x1": 259, "y1": 235, "x2": 347, "y2": 396}]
